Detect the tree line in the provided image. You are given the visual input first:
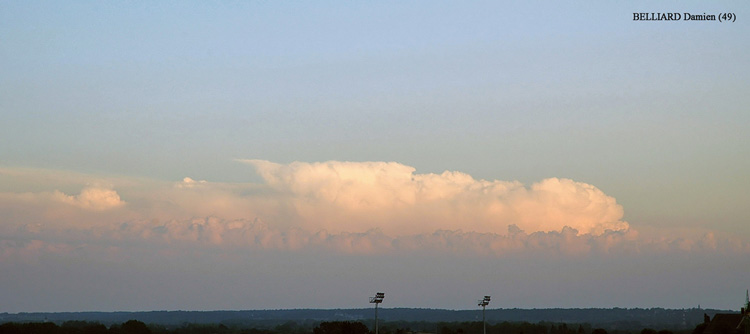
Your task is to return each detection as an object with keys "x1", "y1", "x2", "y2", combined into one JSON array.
[{"x1": 0, "y1": 320, "x2": 703, "y2": 334}]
